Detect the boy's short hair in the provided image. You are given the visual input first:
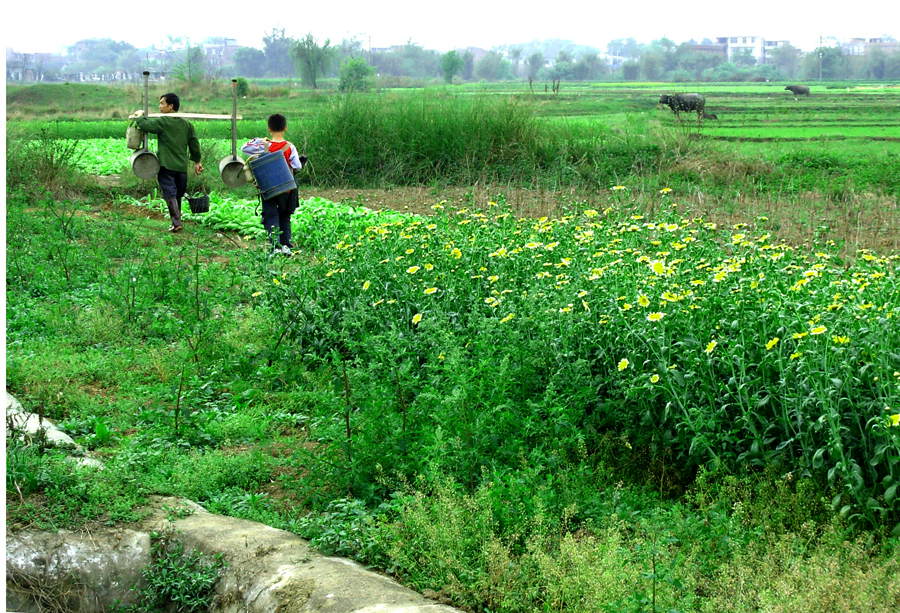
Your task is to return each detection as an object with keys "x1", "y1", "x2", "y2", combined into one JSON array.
[
  {"x1": 267, "y1": 113, "x2": 287, "y2": 132},
  {"x1": 160, "y1": 93, "x2": 180, "y2": 111}
]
